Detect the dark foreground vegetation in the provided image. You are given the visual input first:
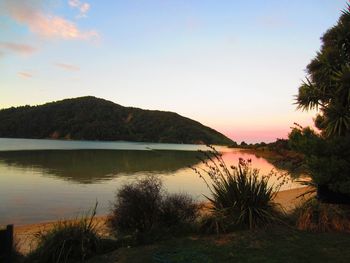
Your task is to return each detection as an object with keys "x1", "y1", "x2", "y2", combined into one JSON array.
[
  {"x1": 11, "y1": 176, "x2": 350, "y2": 263},
  {"x1": 108, "y1": 176, "x2": 200, "y2": 244},
  {"x1": 192, "y1": 146, "x2": 287, "y2": 232},
  {"x1": 8, "y1": 150, "x2": 347, "y2": 263},
  {"x1": 26, "y1": 204, "x2": 101, "y2": 263},
  {"x1": 87, "y1": 228, "x2": 350, "y2": 263},
  {"x1": 9, "y1": 150, "x2": 350, "y2": 263},
  {"x1": 0, "y1": 96, "x2": 233, "y2": 145}
]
